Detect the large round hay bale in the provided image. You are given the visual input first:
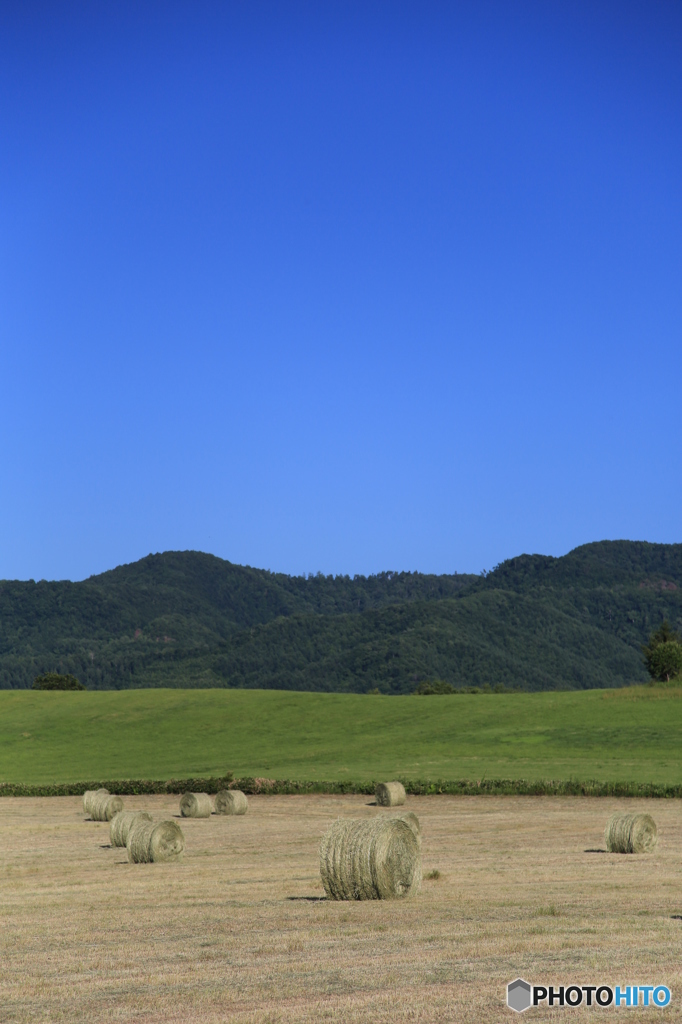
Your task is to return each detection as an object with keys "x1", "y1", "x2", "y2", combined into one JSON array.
[
  {"x1": 320, "y1": 817, "x2": 421, "y2": 900},
  {"x1": 127, "y1": 819, "x2": 185, "y2": 863},
  {"x1": 214, "y1": 789, "x2": 248, "y2": 815},
  {"x1": 90, "y1": 791, "x2": 124, "y2": 821},
  {"x1": 605, "y1": 812, "x2": 658, "y2": 854},
  {"x1": 393, "y1": 811, "x2": 421, "y2": 845},
  {"x1": 179, "y1": 792, "x2": 212, "y2": 818},
  {"x1": 110, "y1": 810, "x2": 153, "y2": 848},
  {"x1": 83, "y1": 788, "x2": 109, "y2": 817},
  {"x1": 375, "y1": 781, "x2": 406, "y2": 807}
]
